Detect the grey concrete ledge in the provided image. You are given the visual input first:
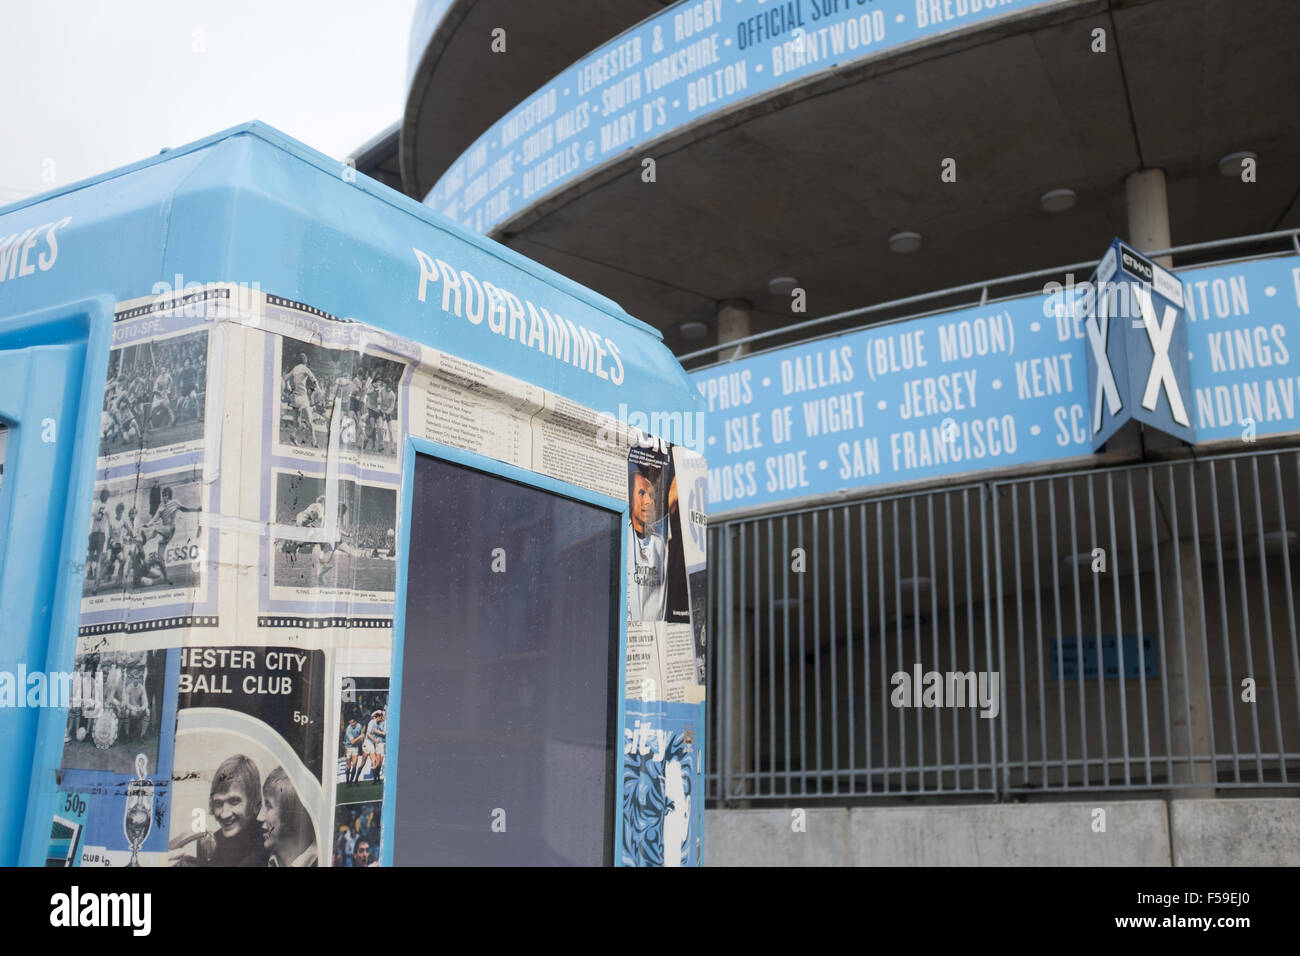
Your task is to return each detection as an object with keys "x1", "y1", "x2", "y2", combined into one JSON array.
[{"x1": 707, "y1": 801, "x2": 1171, "y2": 866}]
